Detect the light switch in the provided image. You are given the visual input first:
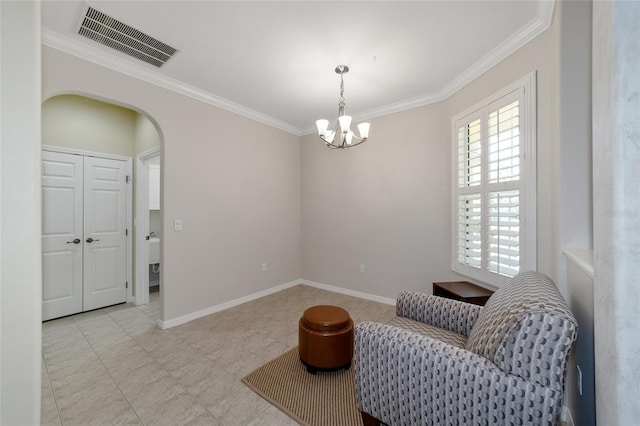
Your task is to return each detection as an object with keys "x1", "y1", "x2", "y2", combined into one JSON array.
[{"x1": 174, "y1": 219, "x2": 183, "y2": 231}]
